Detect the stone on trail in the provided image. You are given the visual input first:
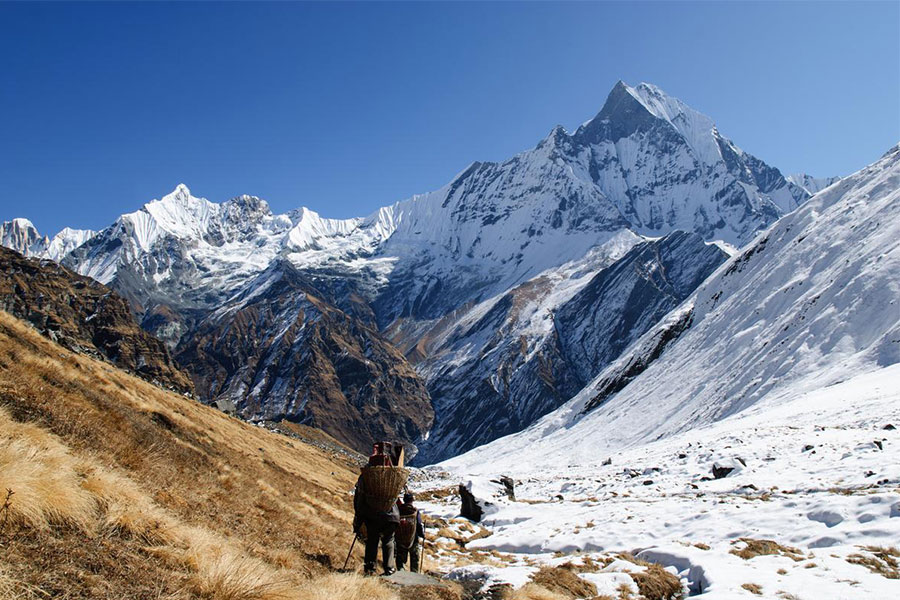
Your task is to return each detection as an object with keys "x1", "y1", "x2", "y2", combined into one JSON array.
[{"x1": 382, "y1": 570, "x2": 448, "y2": 587}]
